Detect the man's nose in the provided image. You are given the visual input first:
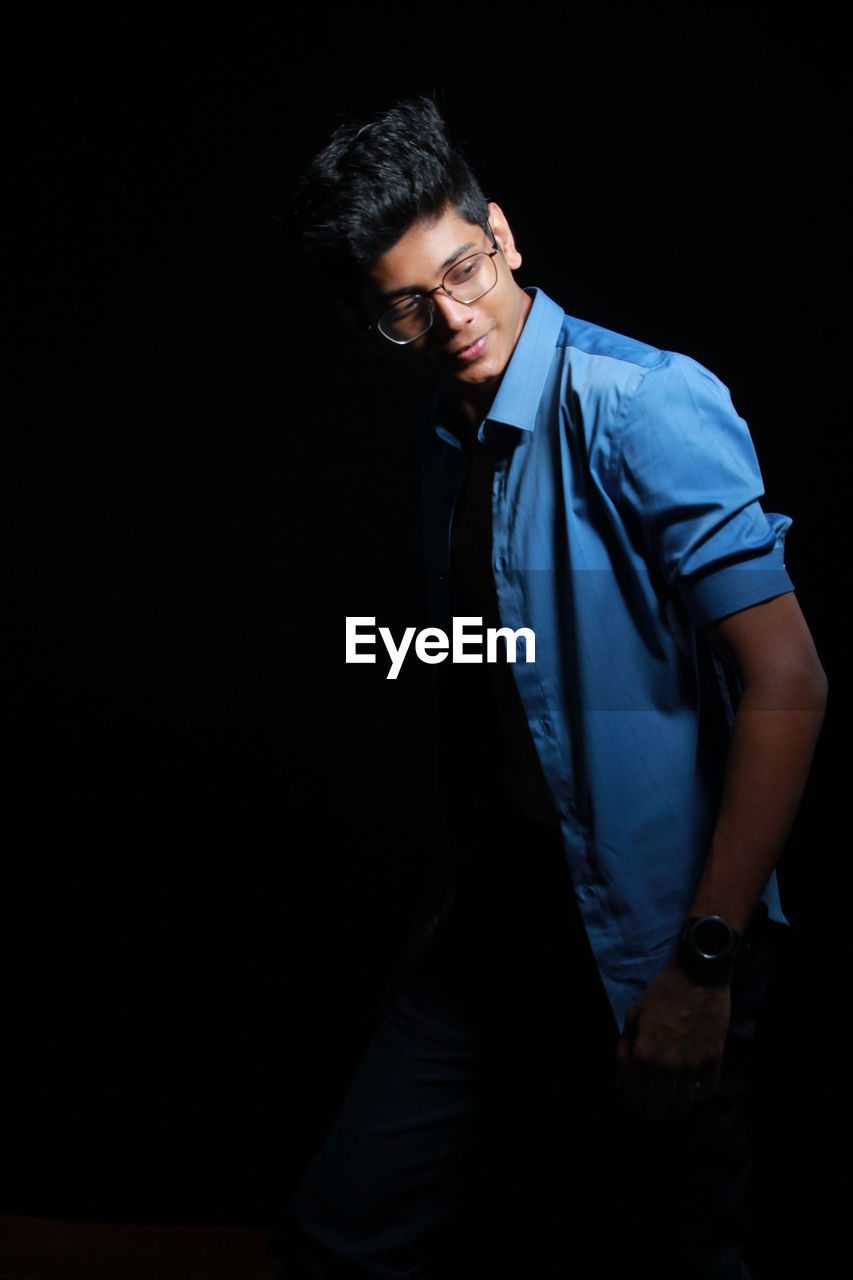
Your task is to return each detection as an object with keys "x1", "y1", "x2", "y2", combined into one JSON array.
[{"x1": 431, "y1": 291, "x2": 474, "y2": 332}]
